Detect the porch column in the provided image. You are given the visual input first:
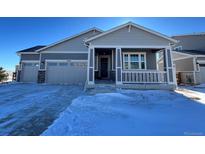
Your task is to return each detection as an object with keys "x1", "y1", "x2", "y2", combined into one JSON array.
[
  {"x1": 165, "y1": 47, "x2": 175, "y2": 84},
  {"x1": 87, "y1": 47, "x2": 95, "y2": 85},
  {"x1": 116, "y1": 48, "x2": 122, "y2": 84}
]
